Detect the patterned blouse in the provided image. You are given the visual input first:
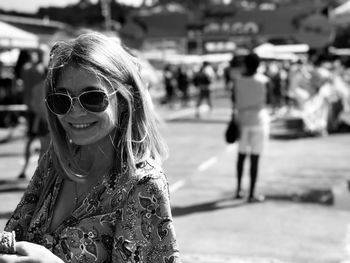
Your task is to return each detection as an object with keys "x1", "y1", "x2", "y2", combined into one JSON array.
[{"x1": 5, "y1": 148, "x2": 180, "y2": 263}]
